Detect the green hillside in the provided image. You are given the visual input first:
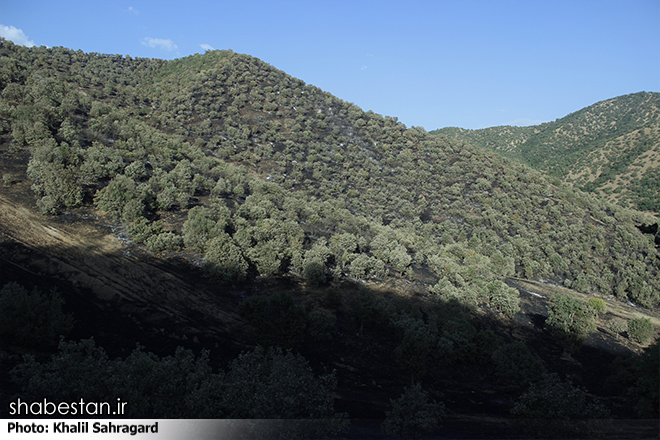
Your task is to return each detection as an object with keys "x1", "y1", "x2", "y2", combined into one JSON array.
[
  {"x1": 432, "y1": 92, "x2": 660, "y2": 213},
  {"x1": 2, "y1": 40, "x2": 657, "y2": 305},
  {"x1": 1, "y1": 39, "x2": 658, "y2": 434}
]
